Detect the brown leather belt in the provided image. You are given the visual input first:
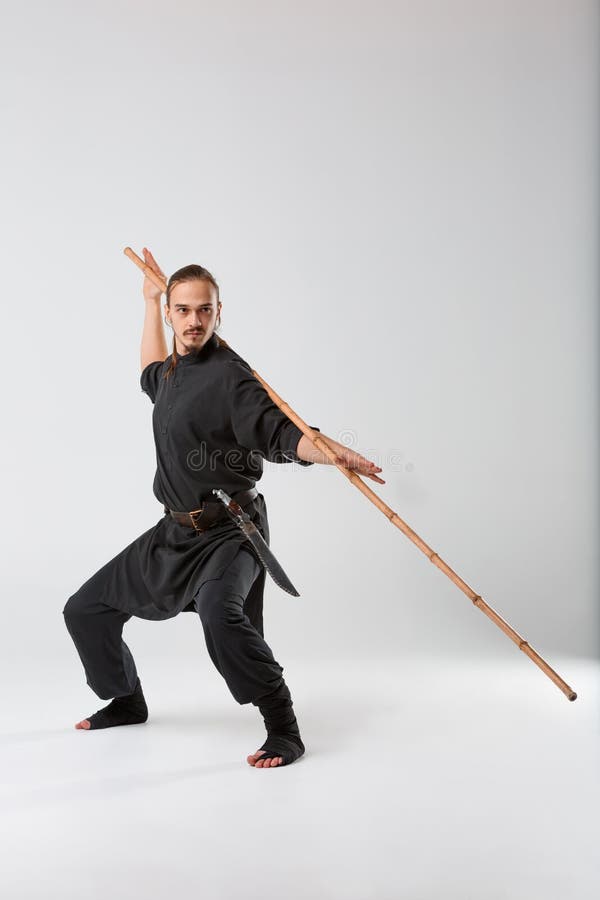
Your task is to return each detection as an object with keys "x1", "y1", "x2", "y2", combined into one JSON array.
[{"x1": 164, "y1": 487, "x2": 258, "y2": 533}]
